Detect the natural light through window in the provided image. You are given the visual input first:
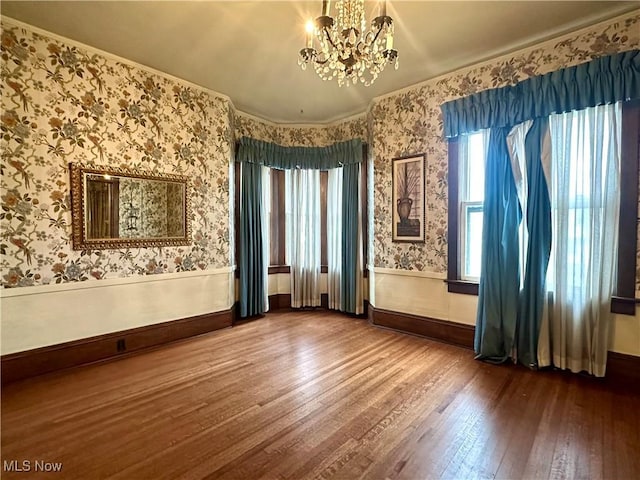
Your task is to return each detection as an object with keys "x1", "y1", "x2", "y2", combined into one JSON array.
[
  {"x1": 459, "y1": 130, "x2": 487, "y2": 281},
  {"x1": 547, "y1": 102, "x2": 621, "y2": 297}
]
